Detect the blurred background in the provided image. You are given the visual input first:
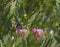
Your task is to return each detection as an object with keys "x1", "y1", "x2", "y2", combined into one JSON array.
[{"x1": 0, "y1": 0, "x2": 60, "y2": 47}]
